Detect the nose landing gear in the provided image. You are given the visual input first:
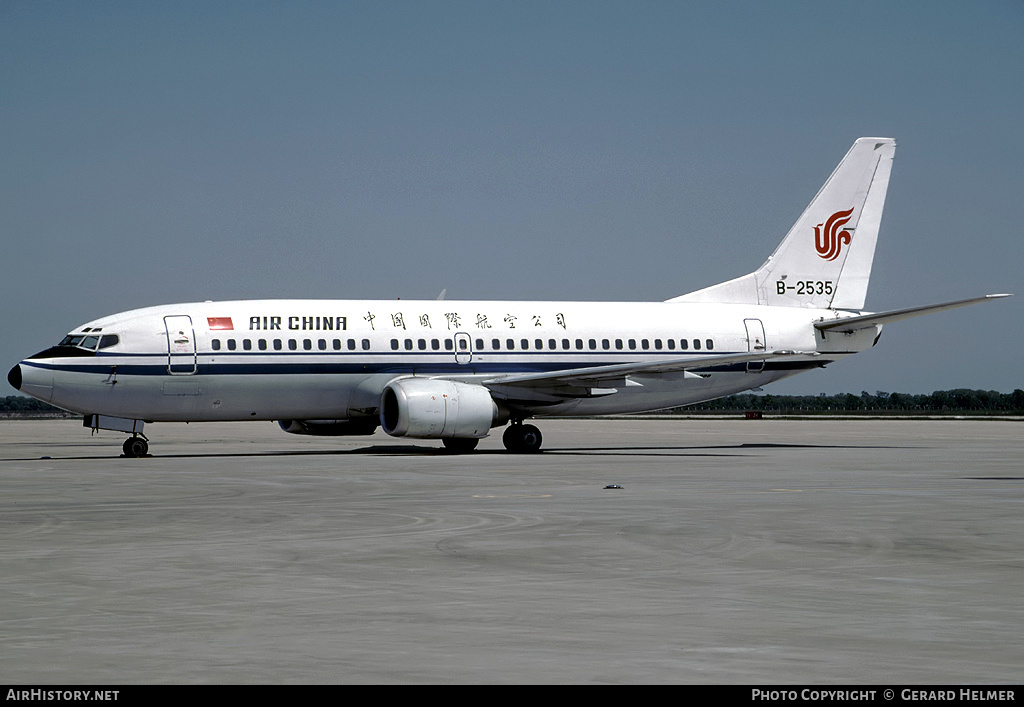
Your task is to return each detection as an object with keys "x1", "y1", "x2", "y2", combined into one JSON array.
[
  {"x1": 84, "y1": 415, "x2": 150, "y2": 458},
  {"x1": 502, "y1": 421, "x2": 543, "y2": 453}
]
